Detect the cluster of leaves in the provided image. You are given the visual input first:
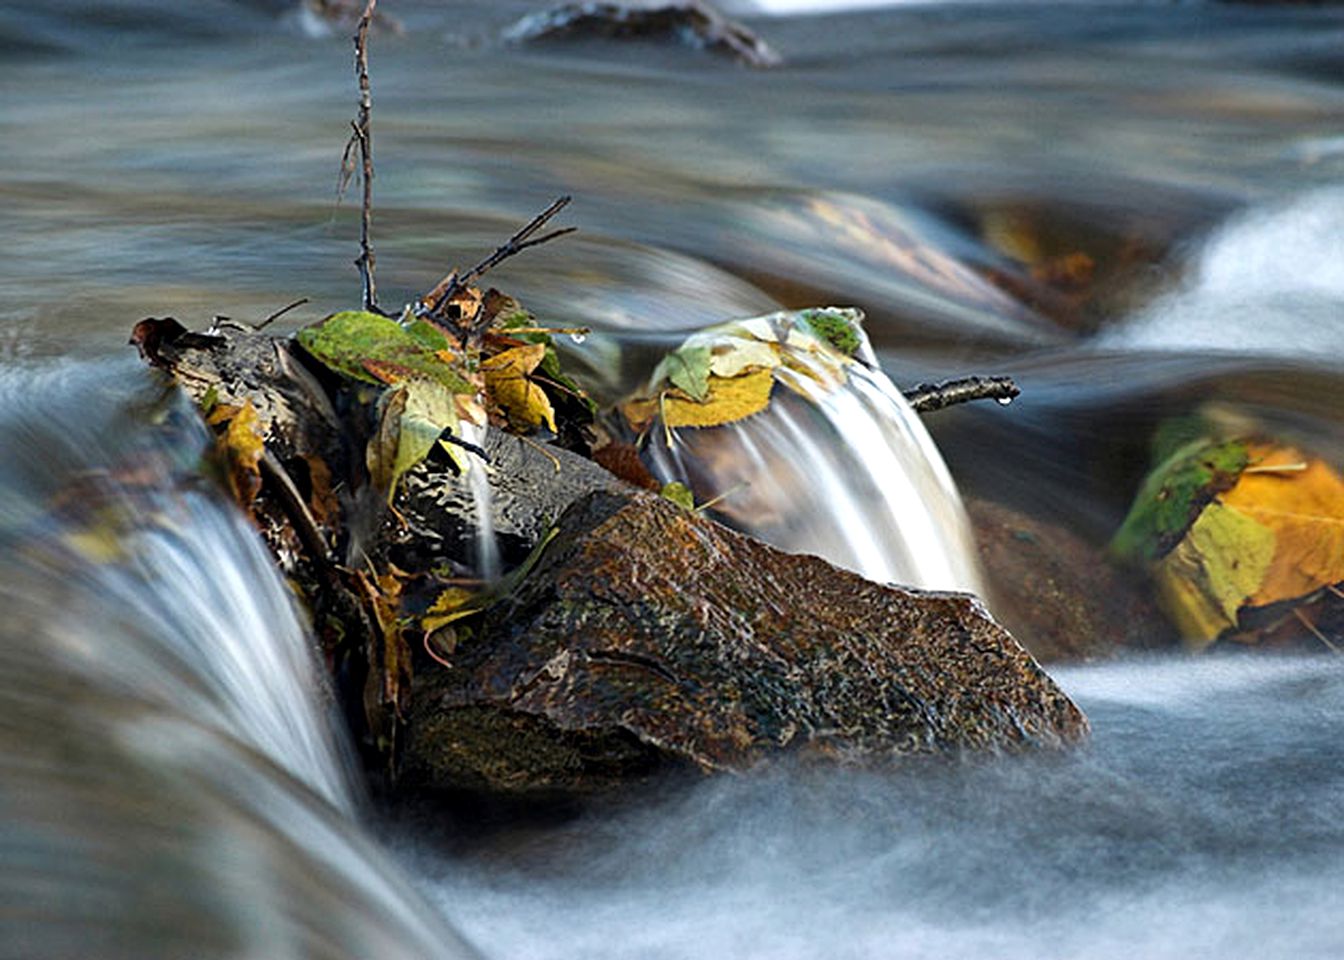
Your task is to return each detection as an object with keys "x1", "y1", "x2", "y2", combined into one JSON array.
[
  {"x1": 285, "y1": 283, "x2": 592, "y2": 765},
  {"x1": 1112, "y1": 423, "x2": 1344, "y2": 652},
  {"x1": 621, "y1": 307, "x2": 866, "y2": 436},
  {"x1": 295, "y1": 288, "x2": 587, "y2": 503}
]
